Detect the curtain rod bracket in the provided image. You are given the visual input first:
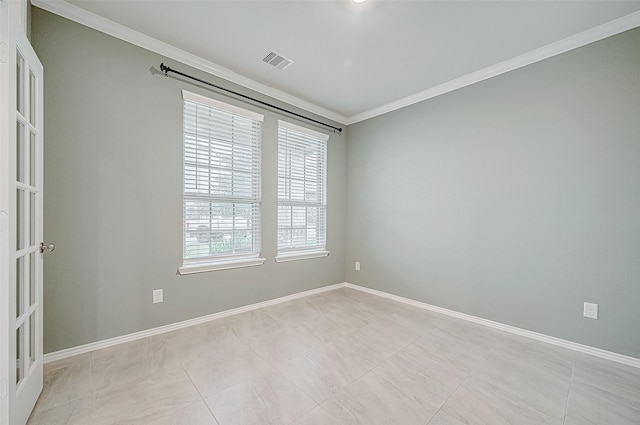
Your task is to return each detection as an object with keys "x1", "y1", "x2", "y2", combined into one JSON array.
[
  {"x1": 157, "y1": 62, "x2": 342, "y2": 134},
  {"x1": 160, "y1": 62, "x2": 169, "y2": 76}
]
